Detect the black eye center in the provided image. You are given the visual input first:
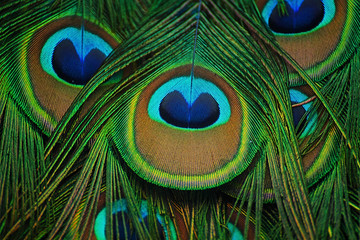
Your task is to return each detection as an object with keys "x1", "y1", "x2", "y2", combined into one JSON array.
[
  {"x1": 41, "y1": 27, "x2": 113, "y2": 86},
  {"x1": 291, "y1": 101, "x2": 307, "y2": 133},
  {"x1": 94, "y1": 200, "x2": 176, "y2": 240},
  {"x1": 112, "y1": 212, "x2": 166, "y2": 240},
  {"x1": 289, "y1": 89, "x2": 318, "y2": 138},
  {"x1": 261, "y1": 0, "x2": 336, "y2": 35},
  {"x1": 52, "y1": 39, "x2": 107, "y2": 85},
  {"x1": 159, "y1": 90, "x2": 220, "y2": 128},
  {"x1": 269, "y1": 0, "x2": 325, "y2": 34},
  {"x1": 148, "y1": 76, "x2": 231, "y2": 130},
  {"x1": 112, "y1": 212, "x2": 136, "y2": 240}
]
